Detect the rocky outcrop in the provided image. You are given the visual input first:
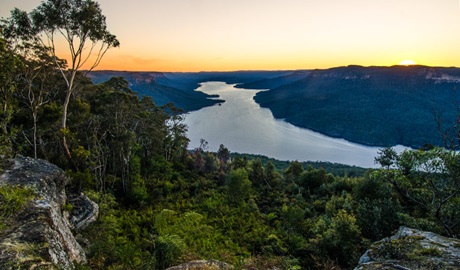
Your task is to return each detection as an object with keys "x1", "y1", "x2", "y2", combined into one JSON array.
[
  {"x1": 67, "y1": 192, "x2": 99, "y2": 231},
  {"x1": 355, "y1": 226, "x2": 460, "y2": 270},
  {"x1": 166, "y1": 260, "x2": 233, "y2": 270},
  {"x1": 0, "y1": 155, "x2": 98, "y2": 269}
]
